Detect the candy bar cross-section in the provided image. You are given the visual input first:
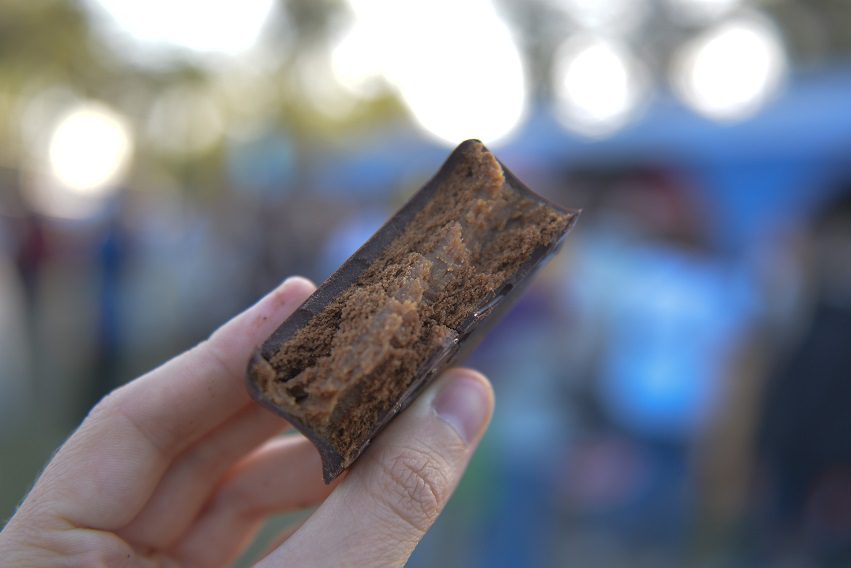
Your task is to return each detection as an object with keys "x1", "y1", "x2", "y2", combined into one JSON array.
[{"x1": 246, "y1": 139, "x2": 579, "y2": 482}]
